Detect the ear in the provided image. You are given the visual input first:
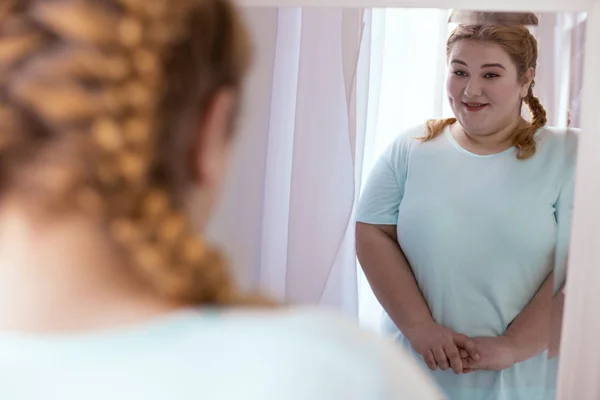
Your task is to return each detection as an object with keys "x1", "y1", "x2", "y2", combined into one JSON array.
[
  {"x1": 188, "y1": 88, "x2": 237, "y2": 187},
  {"x1": 520, "y1": 67, "x2": 535, "y2": 98}
]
